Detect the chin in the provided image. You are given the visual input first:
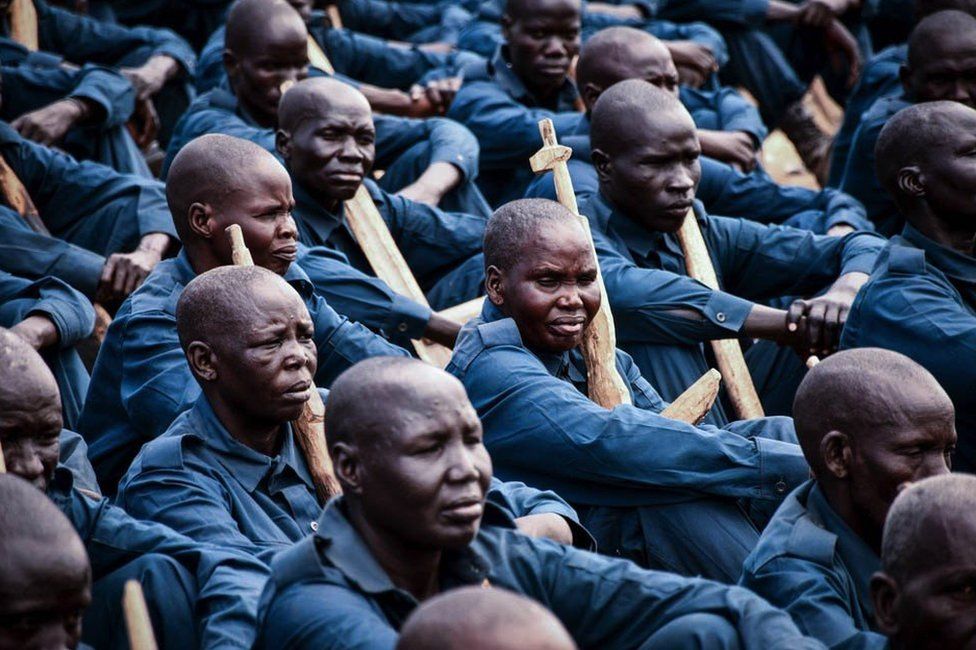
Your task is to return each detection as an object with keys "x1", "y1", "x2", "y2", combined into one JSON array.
[{"x1": 435, "y1": 522, "x2": 481, "y2": 550}]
